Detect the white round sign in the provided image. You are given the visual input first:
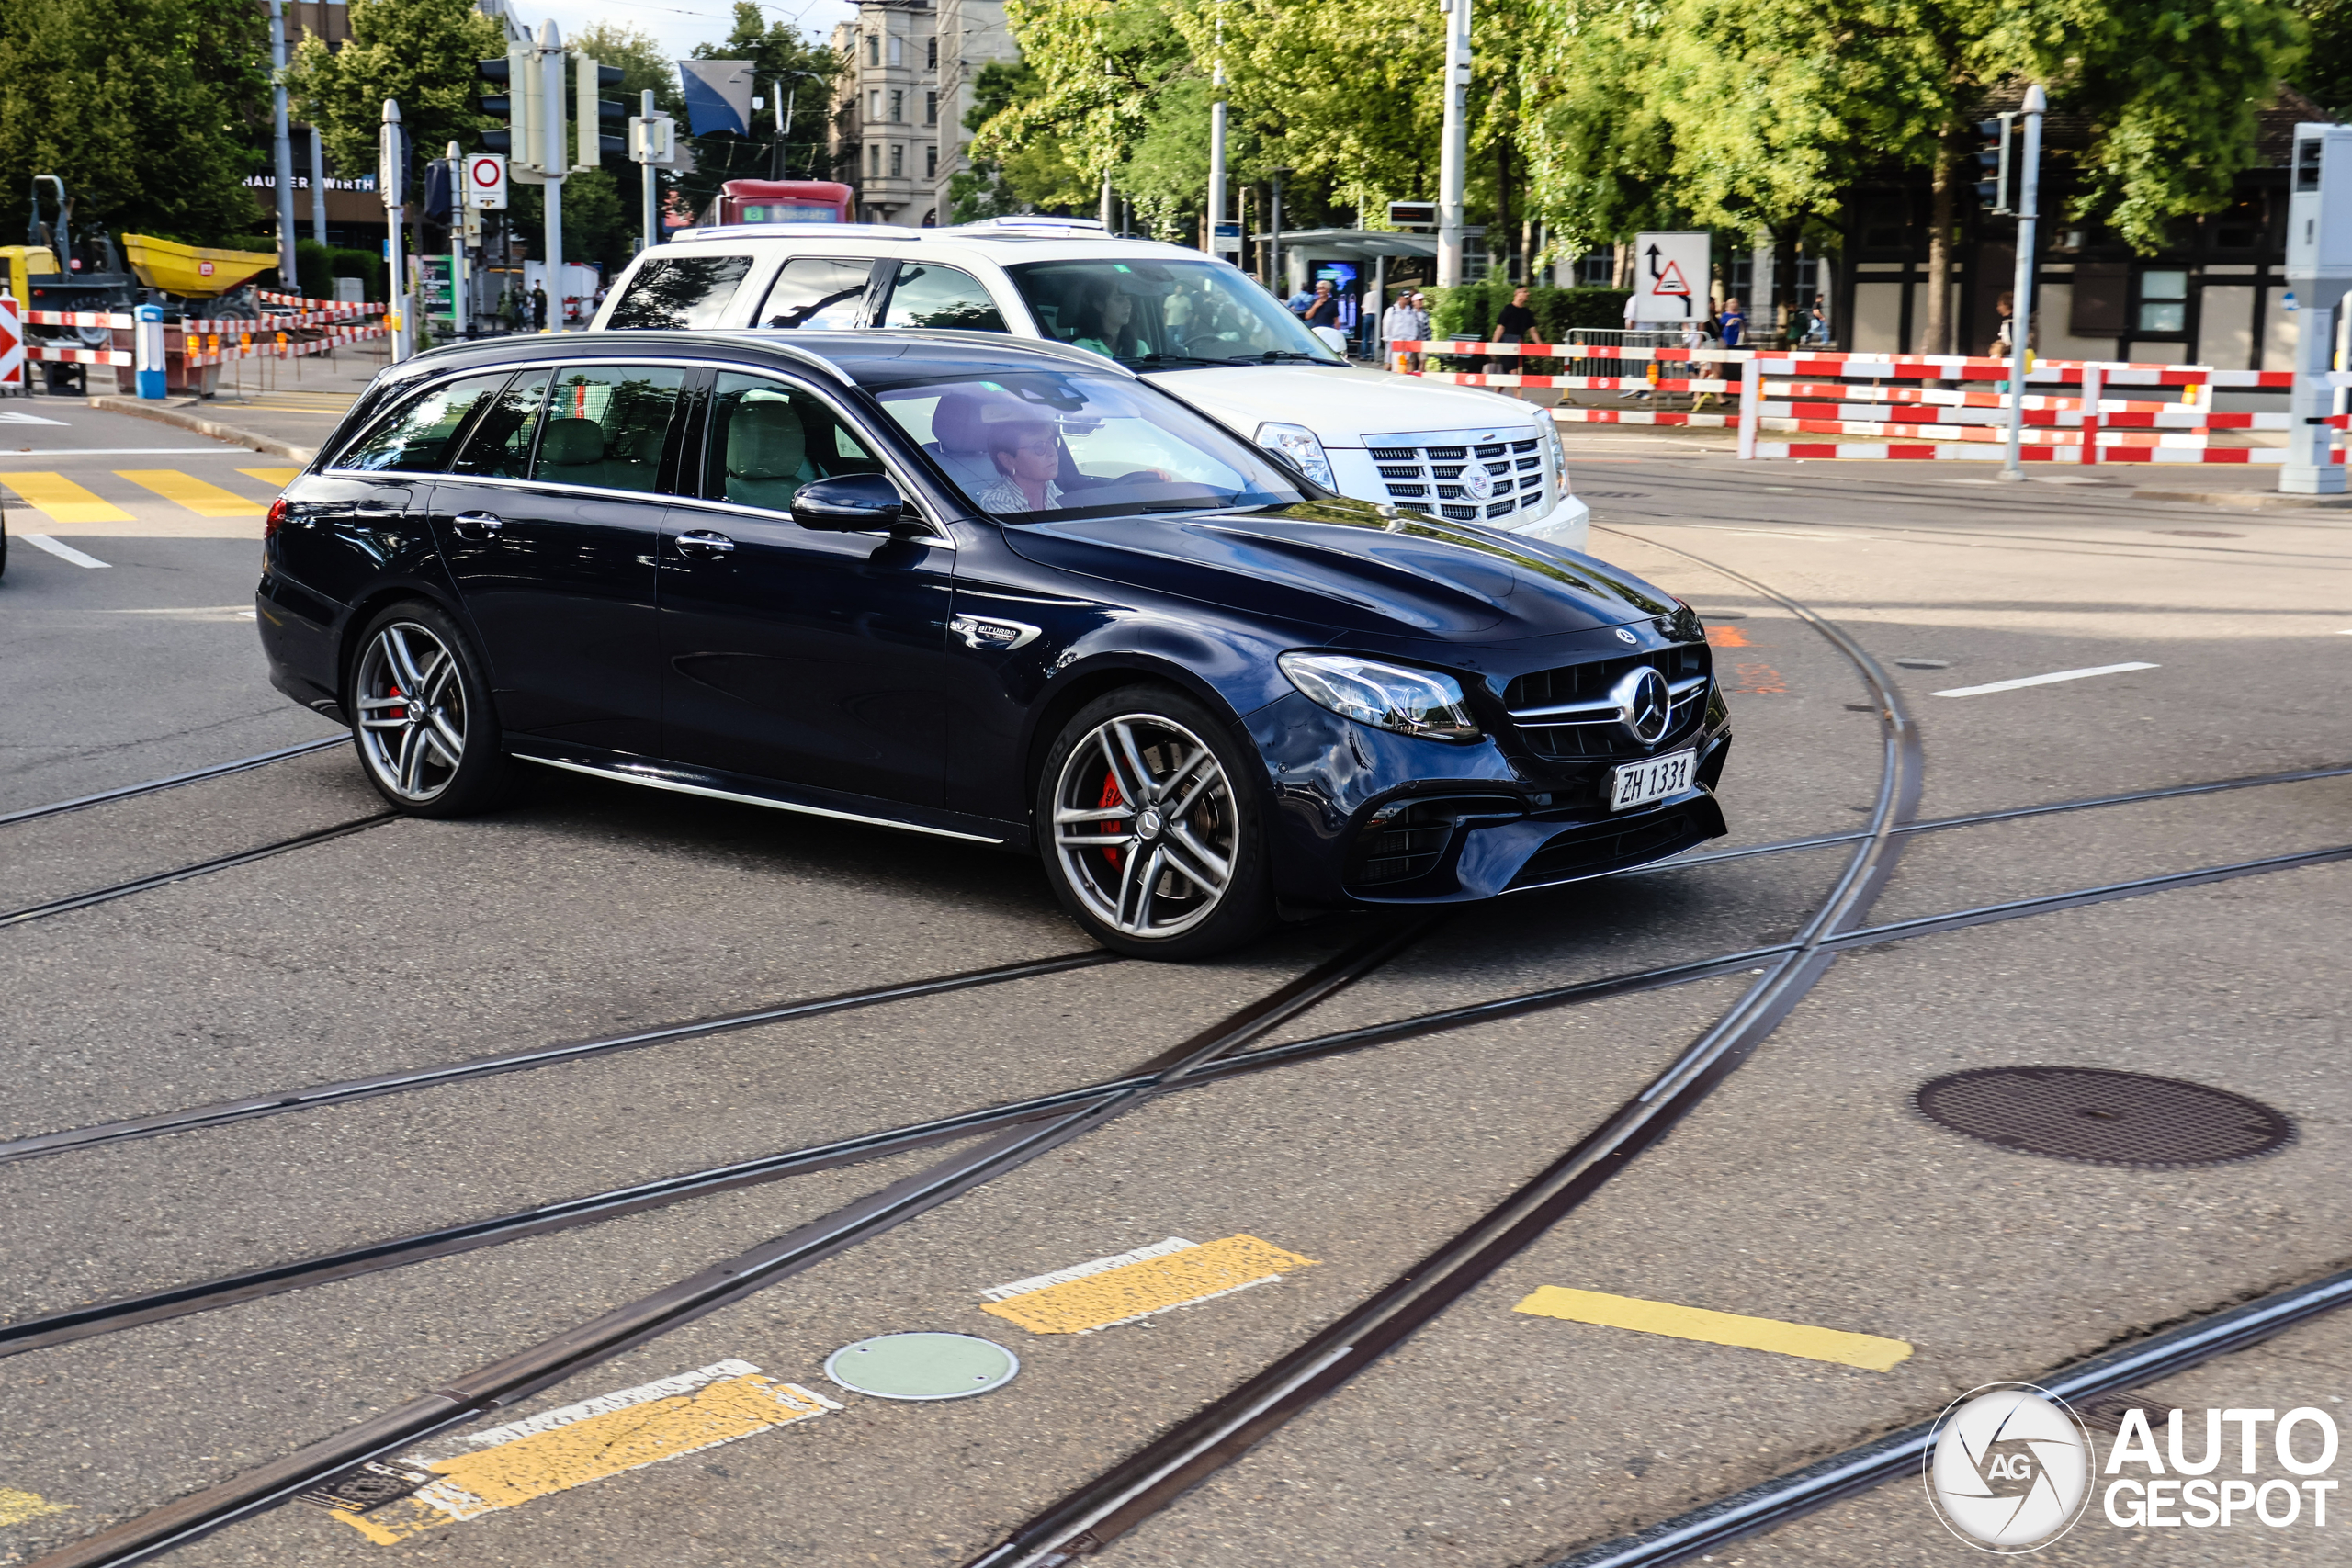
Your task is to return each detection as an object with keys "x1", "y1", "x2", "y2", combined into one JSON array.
[{"x1": 466, "y1": 155, "x2": 507, "y2": 210}]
